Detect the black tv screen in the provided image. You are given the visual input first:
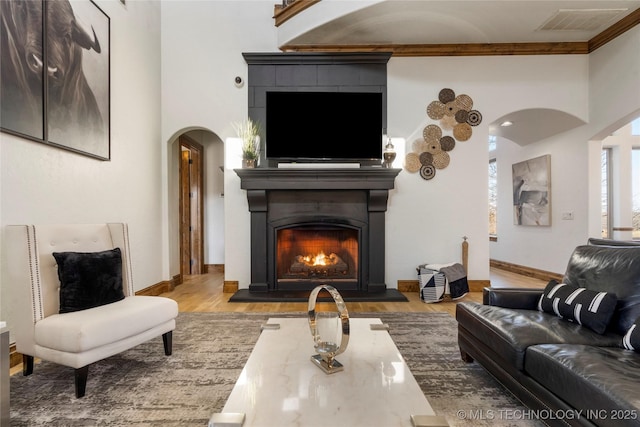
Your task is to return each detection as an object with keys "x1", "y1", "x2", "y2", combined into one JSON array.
[{"x1": 265, "y1": 92, "x2": 383, "y2": 163}]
